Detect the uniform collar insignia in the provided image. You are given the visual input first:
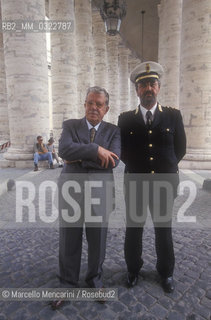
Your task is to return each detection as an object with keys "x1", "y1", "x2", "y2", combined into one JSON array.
[
  {"x1": 158, "y1": 104, "x2": 163, "y2": 112},
  {"x1": 135, "y1": 107, "x2": 139, "y2": 115}
]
